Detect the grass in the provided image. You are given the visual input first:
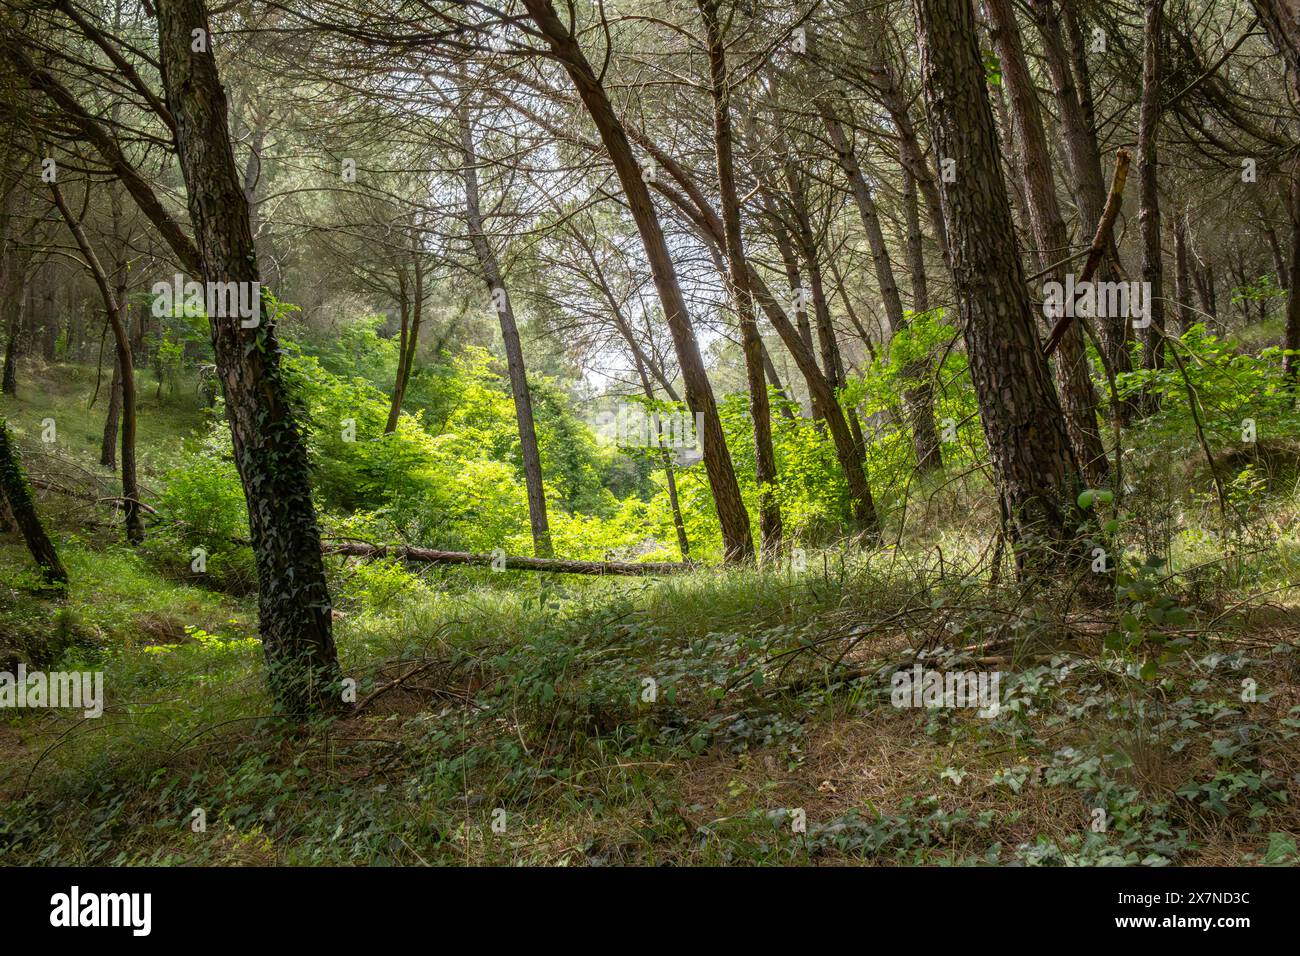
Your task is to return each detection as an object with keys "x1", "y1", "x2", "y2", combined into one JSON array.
[
  {"x1": 1, "y1": 542, "x2": 1297, "y2": 866},
  {"x1": 1, "y1": 359, "x2": 205, "y2": 458},
  {"x1": 1, "y1": 357, "x2": 1298, "y2": 866}
]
